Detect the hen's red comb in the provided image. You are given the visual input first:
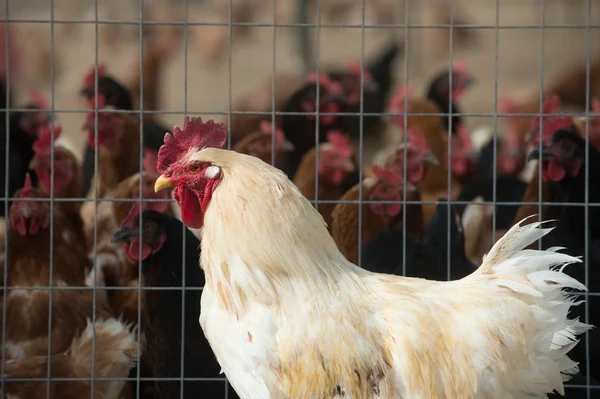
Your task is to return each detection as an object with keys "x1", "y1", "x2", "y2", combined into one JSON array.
[
  {"x1": 497, "y1": 94, "x2": 516, "y2": 114},
  {"x1": 259, "y1": 120, "x2": 286, "y2": 144},
  {"x1": 121, "y1": 202, "x2": 147, "y2": 229},
  {"x1": 452, "y1": 60, "x2": 470, "y2": 76},
  {"x1": 371, "y1": 165, "x2": 403, "y2": 185},
  {"x1": 406, "y1": 128, "x2": 427, "y2": 149},
  {"x1": 531, "y1": 94, "x2": 561, "y2": 130},
  {"x1": 398, "y1": 85, "x2": 414, "y2": 100},
  {"x1": 29, "y1": 90, "x2": 50, "y2": 110},
  {"x1": 33, "y1": 122, "x2": 62, "y2": 155},
  {"x1": 592, "y1": 97, "x2": 600, "y2": 114},
  {"x1": 307, "y1": 72, "x2": 343, "y2": 94},
  {"x1": 541, "y1": 94, "x2": 561, "y2": 114},
  {"x1": 157, "y1": 116, "x2": 228, "y2": 172},
  {"x1": 89, "y1": 94, "x2": 107, "y2": 110},
  {"x1": 327, "y1": 130, "x2": 353, "y2": 158},
  {"x1": 18, "y1": 173, "x2": 35, "y2": 199},
  {"x1": 152, "y1": 35, "x2": 178, "y2": 61},
  {"x1": 83, "y1": 63, "x2": 107, "y2": 87},
  {"x1": 345, "y1": 61, "x2": 372, "y2": 81},
  {"x1": 531, "y1": 95, "x2": 572, "y2": 139},
  {"x1": 389, "y1": 85, "x2": 415, "y2": 111}
]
